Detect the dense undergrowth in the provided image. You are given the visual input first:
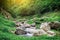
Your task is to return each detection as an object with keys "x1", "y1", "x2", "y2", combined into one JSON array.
[
  {"x1": 1, "y1": 0, "x2": 60, "y2": 16},
  {"x1": 0, "y1": 11, "x2": 60, "y2": 40}
]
